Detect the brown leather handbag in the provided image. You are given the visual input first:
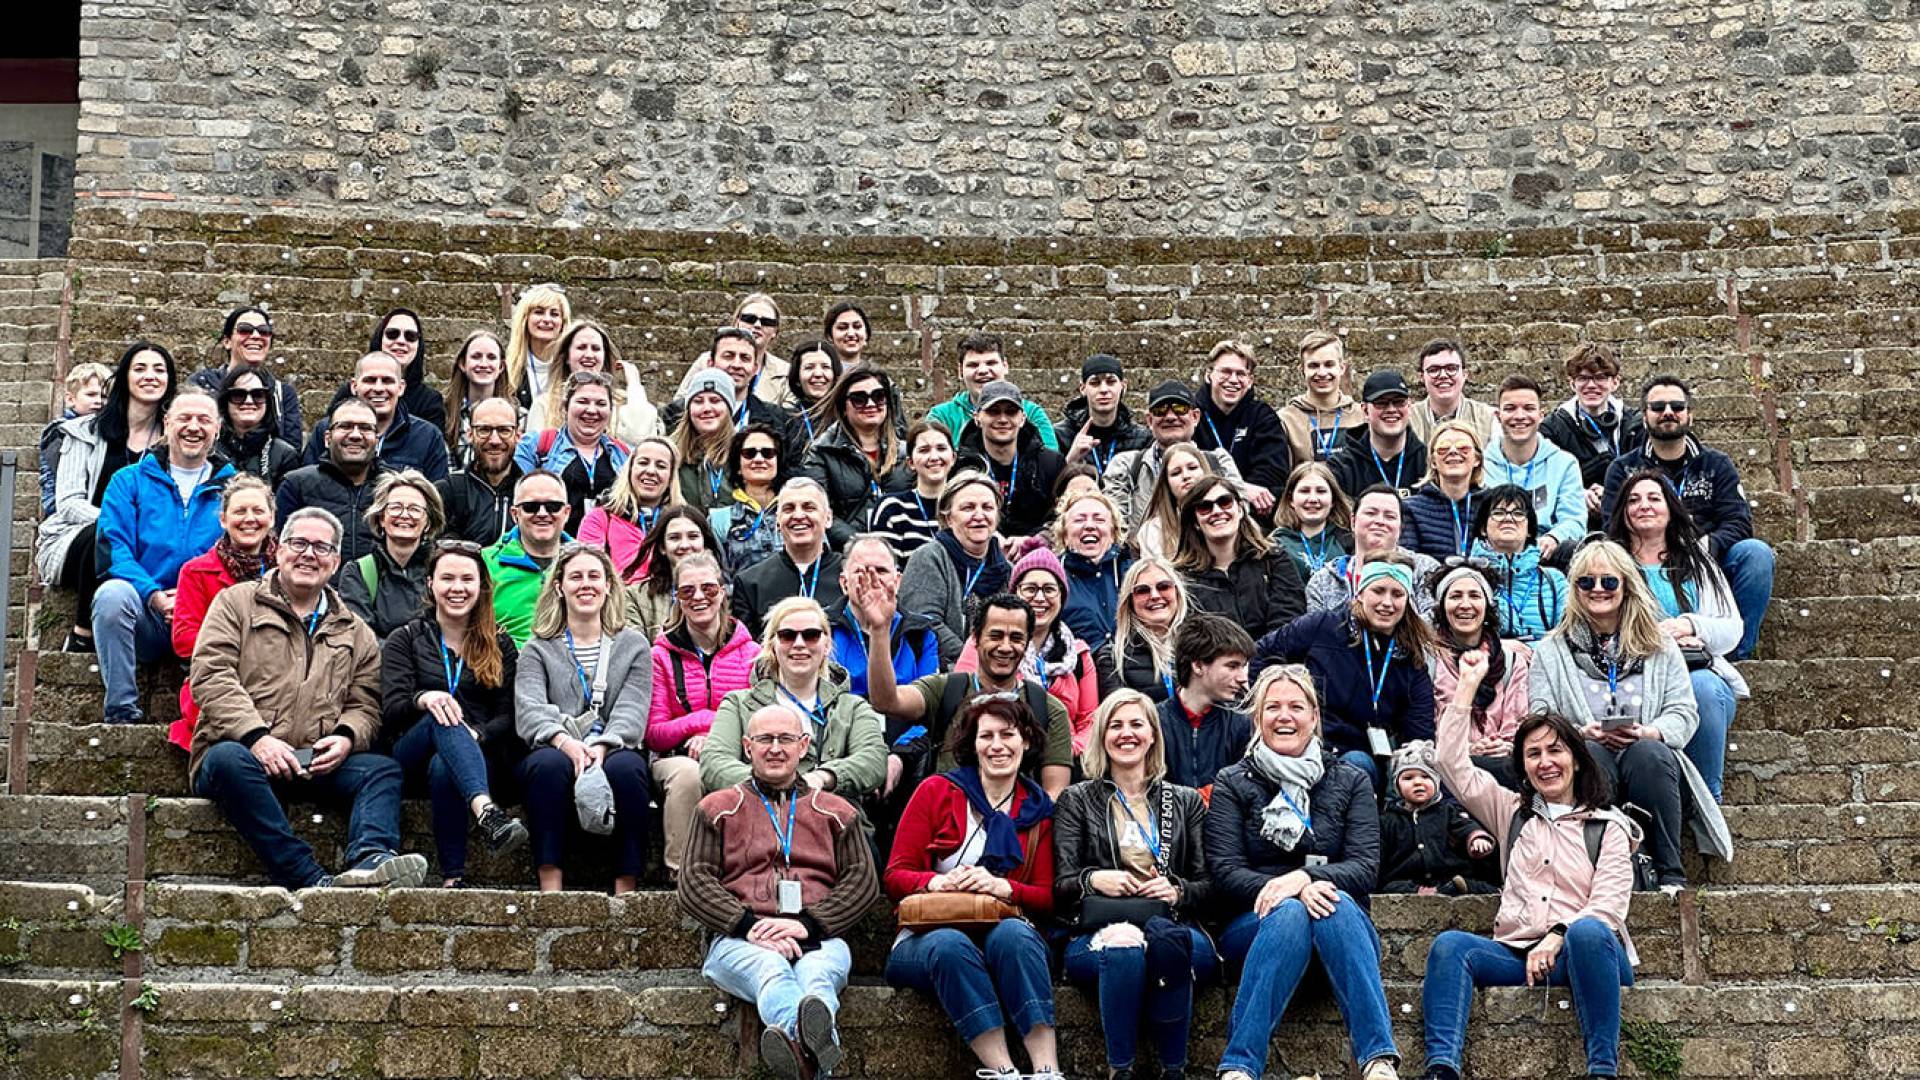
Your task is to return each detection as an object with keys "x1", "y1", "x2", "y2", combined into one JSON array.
[{"x1": 895, "y1": 891, "x2": 1019, "y2": 931}]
